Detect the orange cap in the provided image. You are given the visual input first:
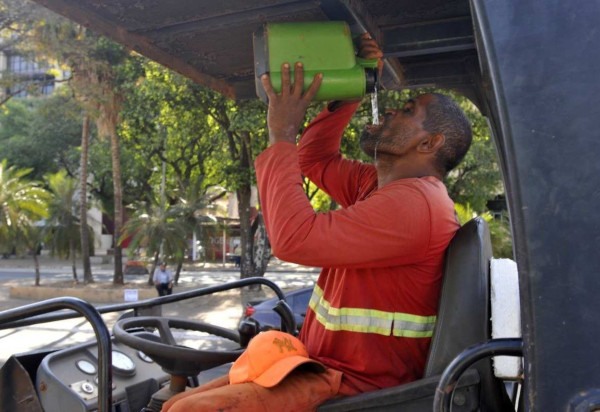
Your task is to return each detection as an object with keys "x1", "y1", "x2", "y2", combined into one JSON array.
[{"x1": 229, "y1": 330, "x2": 325, "y2": 388}]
